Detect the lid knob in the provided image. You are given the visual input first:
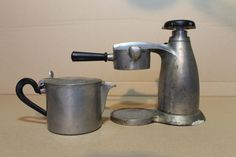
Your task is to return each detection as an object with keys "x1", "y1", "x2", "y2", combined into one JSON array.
[
  {"x1": 163, "y1": 20, "x2": 196, "y2": 30},
  {"x1": 48, "y1": 70, "x2": 54, "y2": 79}
]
